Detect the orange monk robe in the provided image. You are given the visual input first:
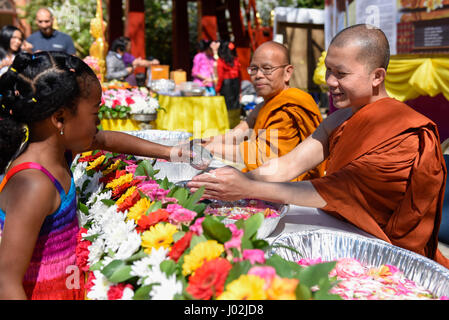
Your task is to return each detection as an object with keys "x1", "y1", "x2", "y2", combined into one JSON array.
[
  {"x1": 240, "y1": 88, "x2": 326, "y2": 181},
  {"x1": 311, "y1": 97, "x2": 449, "y2": 269}
]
